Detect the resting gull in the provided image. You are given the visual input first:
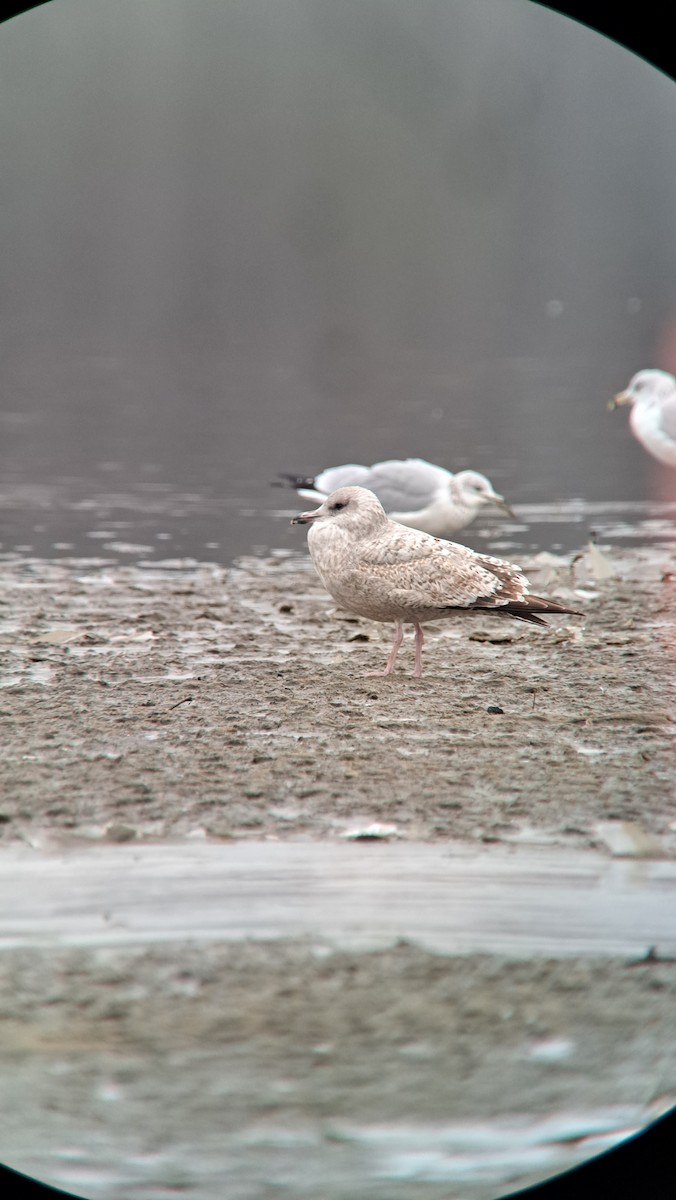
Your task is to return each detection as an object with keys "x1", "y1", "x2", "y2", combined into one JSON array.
[
  {"x1": 609, "y1": 369, "x2": 676, "y2": 467},
  {"x1": 291, "y1": 486, "x2": 582, "y2": 677},
  {"x1": 276, "y1": 457, "x2": 513, "y2": 537}
]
